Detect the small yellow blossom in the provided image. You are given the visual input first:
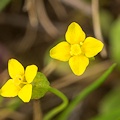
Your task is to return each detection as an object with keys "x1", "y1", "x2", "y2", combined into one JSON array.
[
  {"x1": 50, "y1": 22, "x2": 104, "y2": 76},
  {"x1": 0, "y1": 59, "x2": 38, "y2": 102}
]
